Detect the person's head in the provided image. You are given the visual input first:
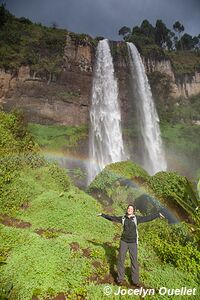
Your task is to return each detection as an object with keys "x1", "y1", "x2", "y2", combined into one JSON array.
[{"x1": 126, "y1": 204, "x2": 135, "y2": 215}]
